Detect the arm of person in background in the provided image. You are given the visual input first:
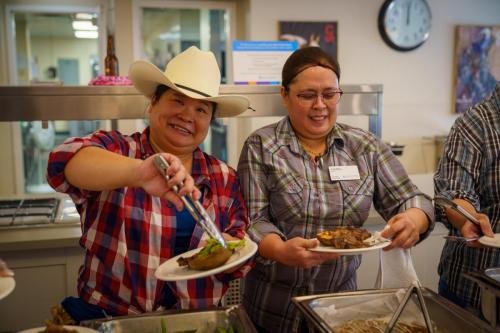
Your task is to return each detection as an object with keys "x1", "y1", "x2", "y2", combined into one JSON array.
[
  {"x1": 434, "y1": 105, "x2": 495, "y2": 245},
  {"x1": 444, "y1": 198, "x2": 493, "y2": 240},
  {"x1": 372, "y1": 140, "x2": 435, "y2": 250},
  {"x1": 237, "y1": 136, "x2": 338, "y2": 268}
]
